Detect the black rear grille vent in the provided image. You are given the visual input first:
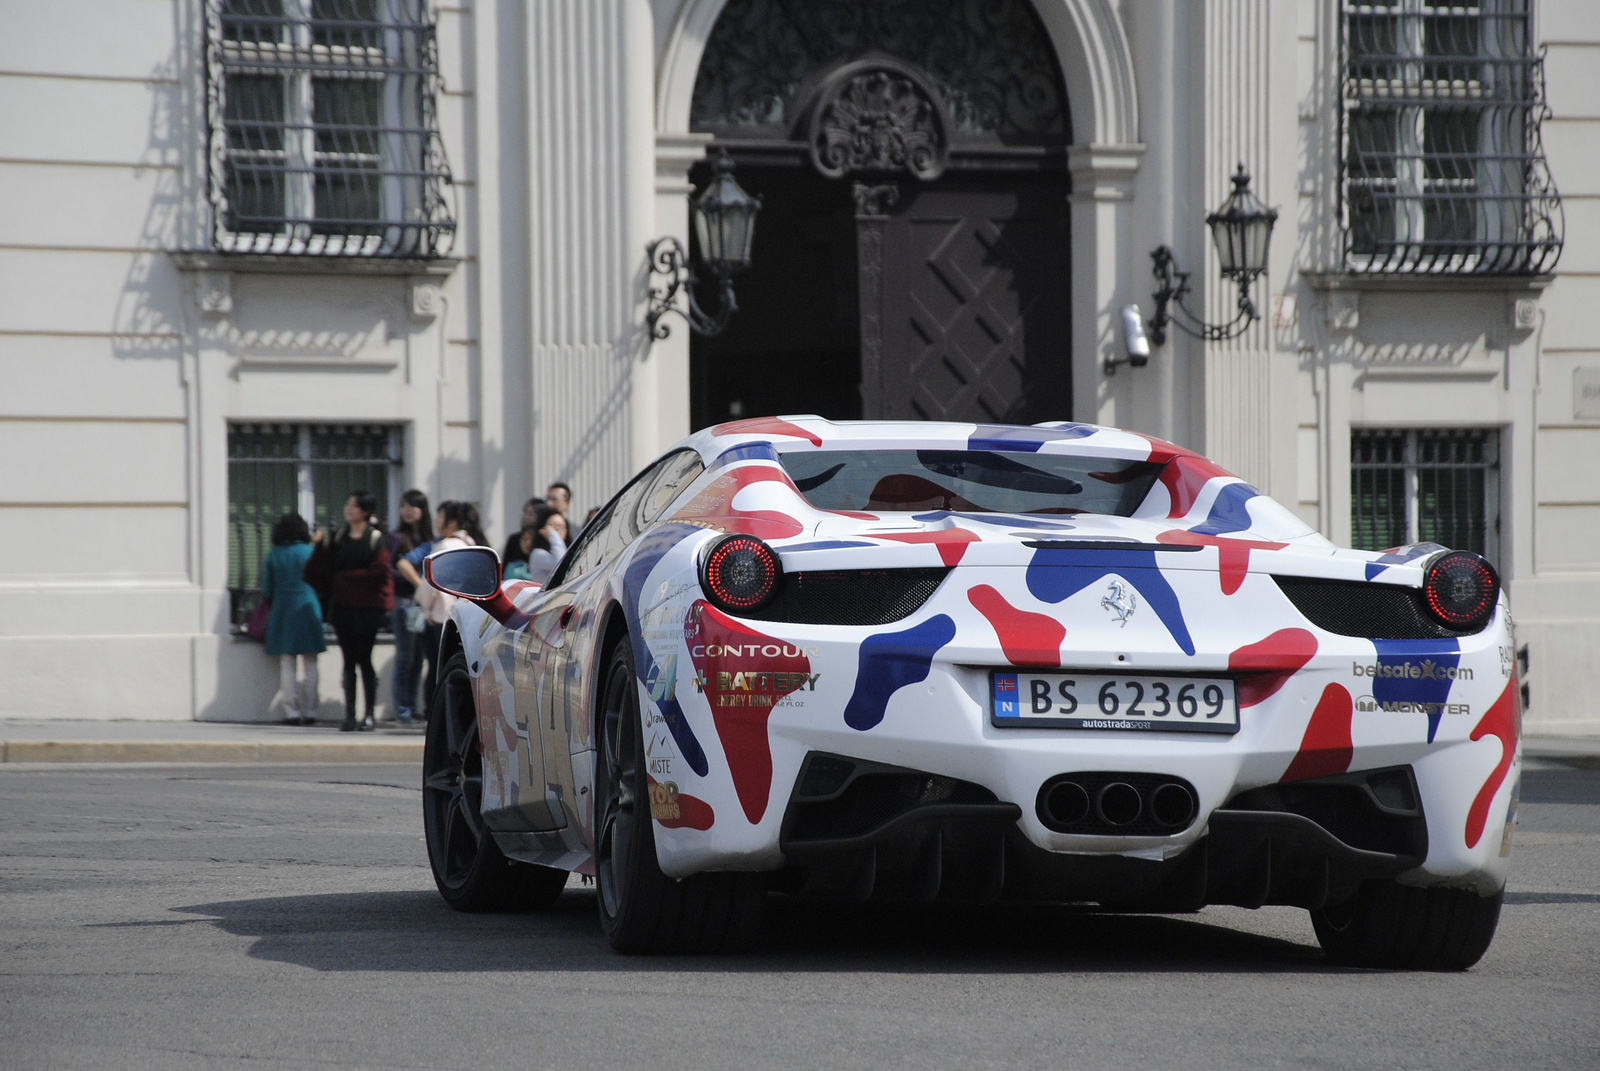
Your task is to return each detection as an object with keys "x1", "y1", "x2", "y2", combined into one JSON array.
[
  {"x1": 1272, "y1": 575, "x2": 1477, "y2": 639},
  {"x1": 785, "y1": 767, "x2": 999, "y2": 845},
  {"x1": 743, "y1": 567, "x2": 949, "y2": 626}
]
